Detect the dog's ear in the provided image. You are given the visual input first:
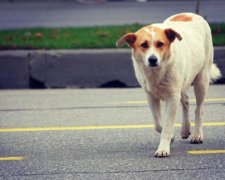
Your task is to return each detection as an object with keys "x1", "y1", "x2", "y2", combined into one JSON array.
[
  {"x1": 165, "y1": 28, "x2": 182, "y2": 43},
  {"x1": 116, "y1": 33, "x2": 136, "y2": 48}
]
